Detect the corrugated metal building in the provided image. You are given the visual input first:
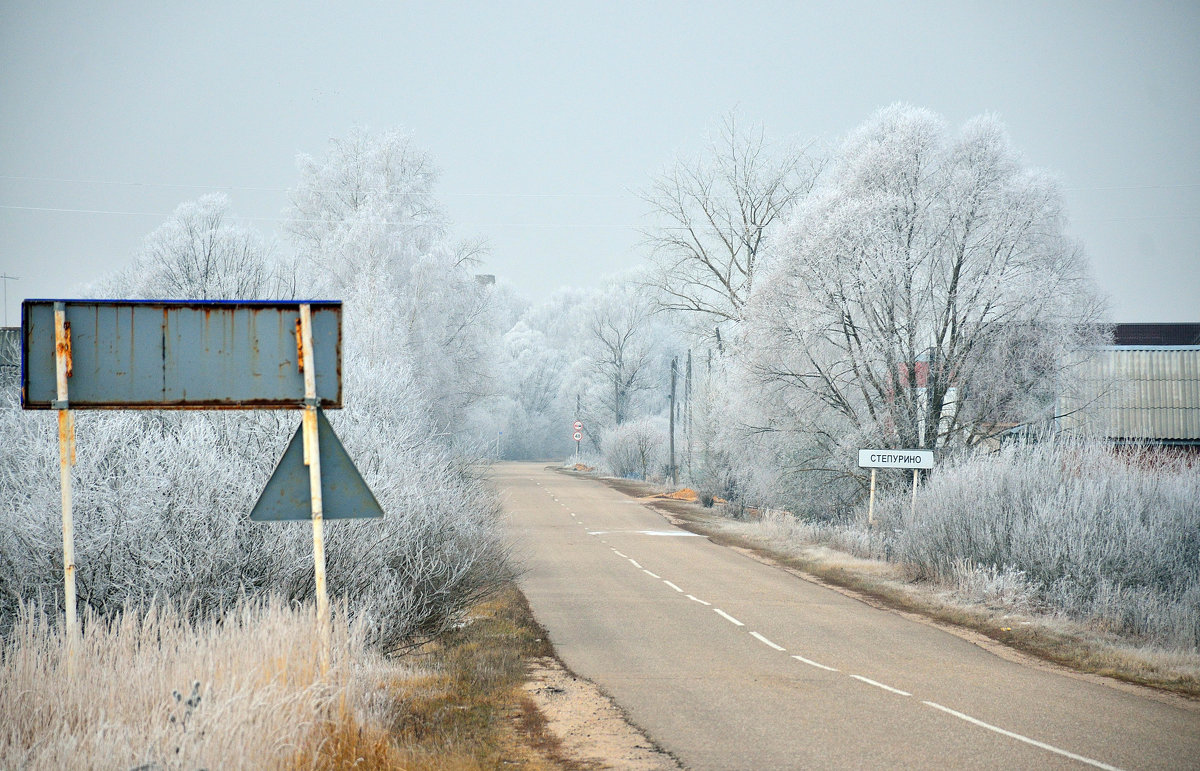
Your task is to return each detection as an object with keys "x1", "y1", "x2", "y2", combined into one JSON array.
[{"x1": 1059, "y1": 329, "x2": 1200, "y2": 446}]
